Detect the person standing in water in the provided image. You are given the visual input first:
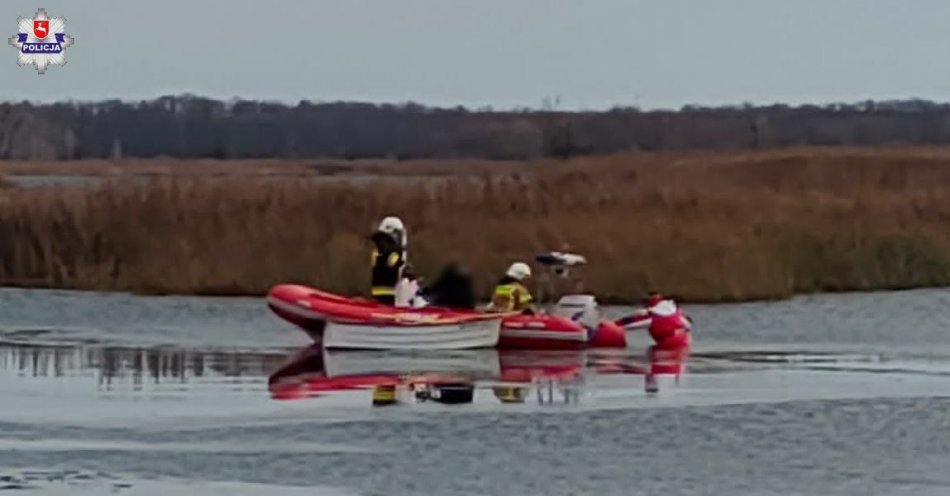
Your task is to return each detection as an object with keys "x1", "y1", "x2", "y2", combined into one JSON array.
[{"x1": 370, "y1": 216, "x2": 407, "y2": 305}]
